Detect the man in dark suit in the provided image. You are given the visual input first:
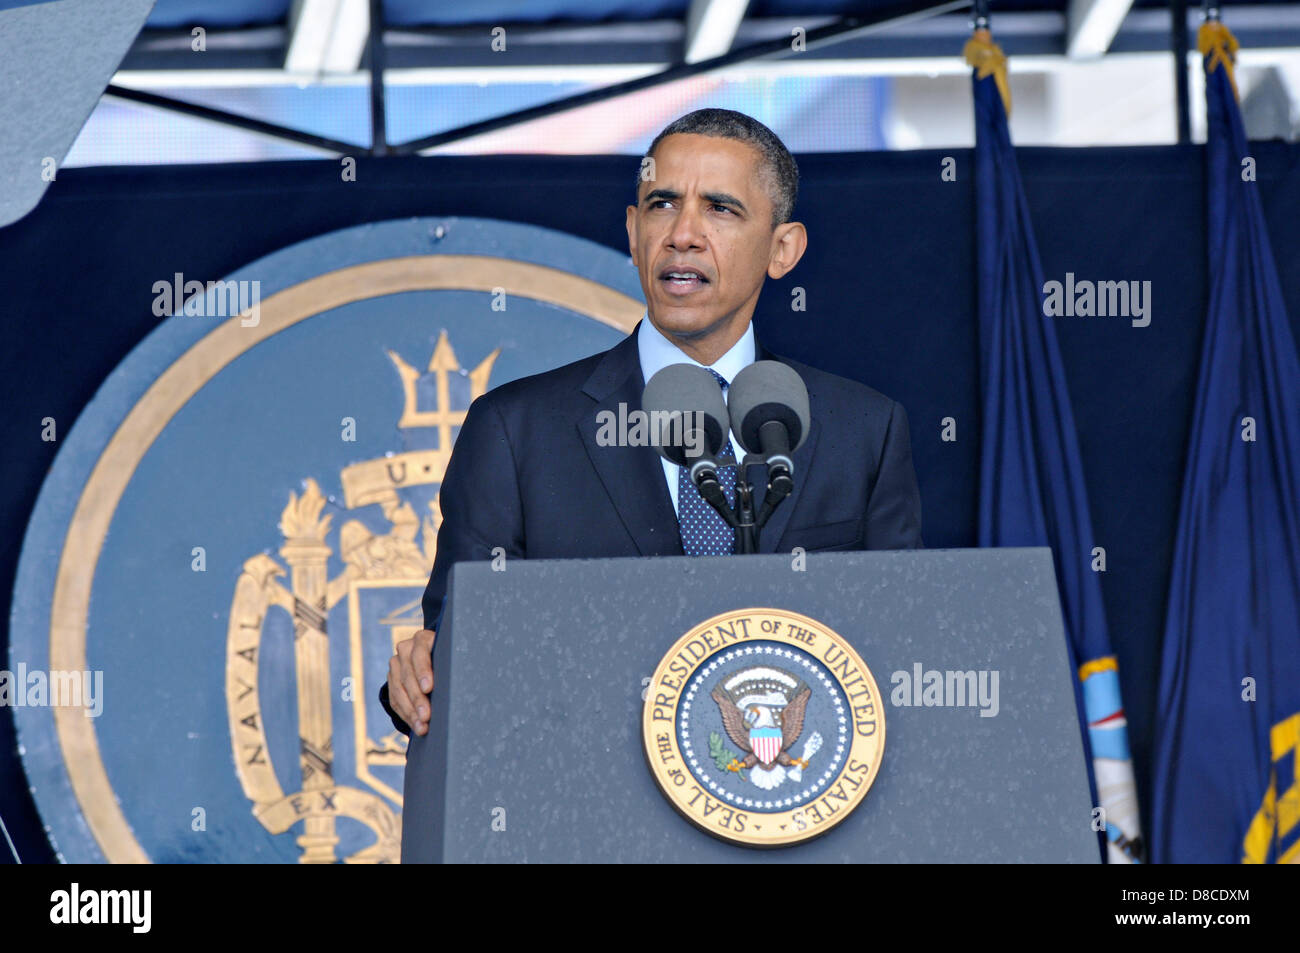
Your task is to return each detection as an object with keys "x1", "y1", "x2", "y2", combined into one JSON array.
[{"x1": 382, "y1": 108, "x2": 922, "y2": 736}]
